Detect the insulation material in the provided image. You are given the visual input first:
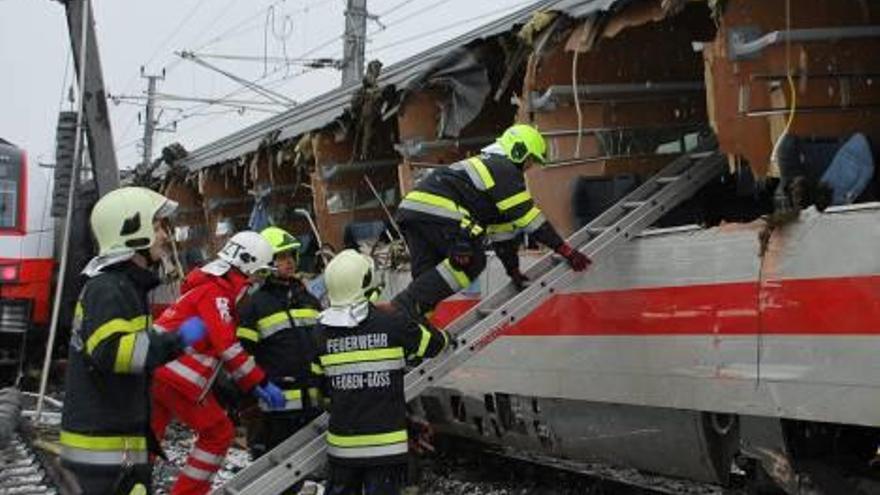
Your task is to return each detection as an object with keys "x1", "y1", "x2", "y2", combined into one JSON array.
[
  {"x1": 601, "y1": 0, "x2": 668, "y2": 39},
  {"x1": 705, "y1": 0, "x2": 880, "y2": 177},
  {"x1": 518, "y1": 11, "x2": 560, "y2": 46},
  {"x1": 402, "y1": 47, "x2": 491, "y2": 138}
]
